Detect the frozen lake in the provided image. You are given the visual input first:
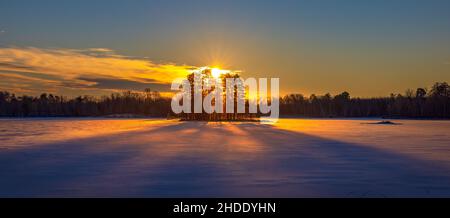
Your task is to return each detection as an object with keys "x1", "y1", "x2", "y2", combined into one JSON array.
[{"x1": 0, "y1": 118, "x2": 449, "y2": 197}]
